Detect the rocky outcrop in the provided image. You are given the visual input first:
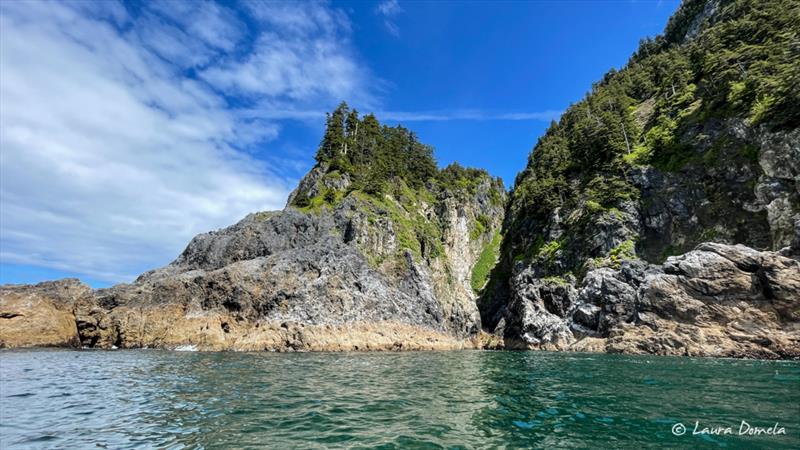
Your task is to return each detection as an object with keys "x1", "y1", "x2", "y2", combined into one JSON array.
[
  {"x1": 0, "y1": 279, "x2": 88, "y2": 348},
  {"x1": 493, "y1": 243, "x2": 800, "y2": 358},
  {"x1": 634, "y1": 120, "x2": 799, "y2": 262},
  {"x1": 0, "y1": 166, "x2": 505, "y2": 351},
  {"x1": 482, "y1": 0, "x2": 800, "y2": 359}
]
